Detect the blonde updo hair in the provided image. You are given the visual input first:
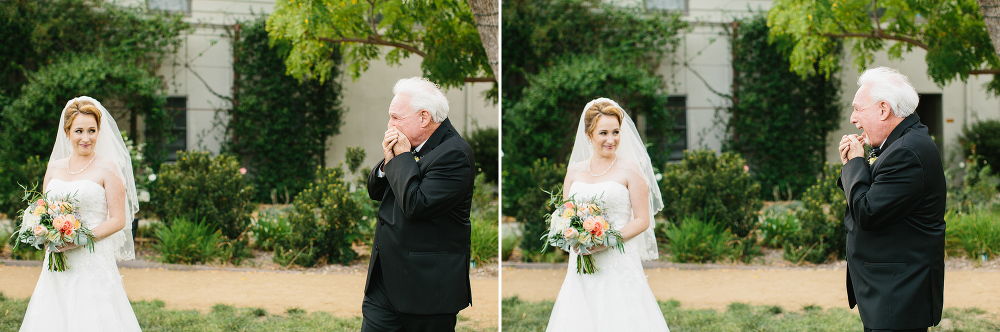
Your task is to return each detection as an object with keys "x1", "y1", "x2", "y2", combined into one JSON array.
[
  {"x1": 62, "y1": 99, "x2": 102, "y2": 134},
  {"x1": 584, "y1": 101, "x2": 624, "y2": 137}
]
